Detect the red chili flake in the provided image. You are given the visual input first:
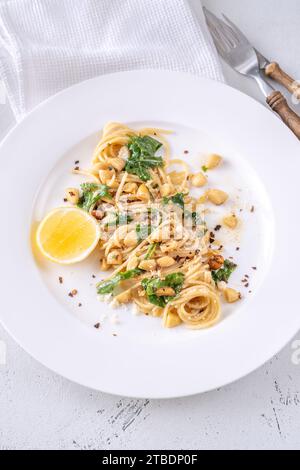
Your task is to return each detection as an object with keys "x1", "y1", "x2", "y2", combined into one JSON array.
[
  {"x1": 94, "y1": 323, "x2": 101, "y2": 329},
  {"x1": 69, "y1": 191, "x2": 75, "y2": 196},
  {"x1": 59, "y1": 277, "x2": 63, "y2": 284}
]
